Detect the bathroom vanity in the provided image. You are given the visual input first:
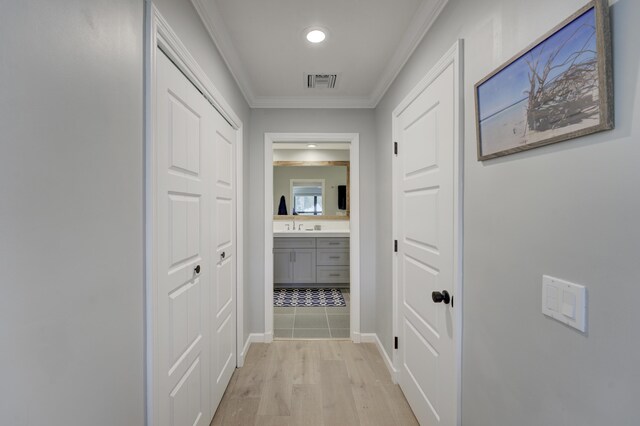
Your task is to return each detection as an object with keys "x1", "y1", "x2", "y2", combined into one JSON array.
[{"x1": 273, "y1": 227, "x2": 350, "y2": 288}]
